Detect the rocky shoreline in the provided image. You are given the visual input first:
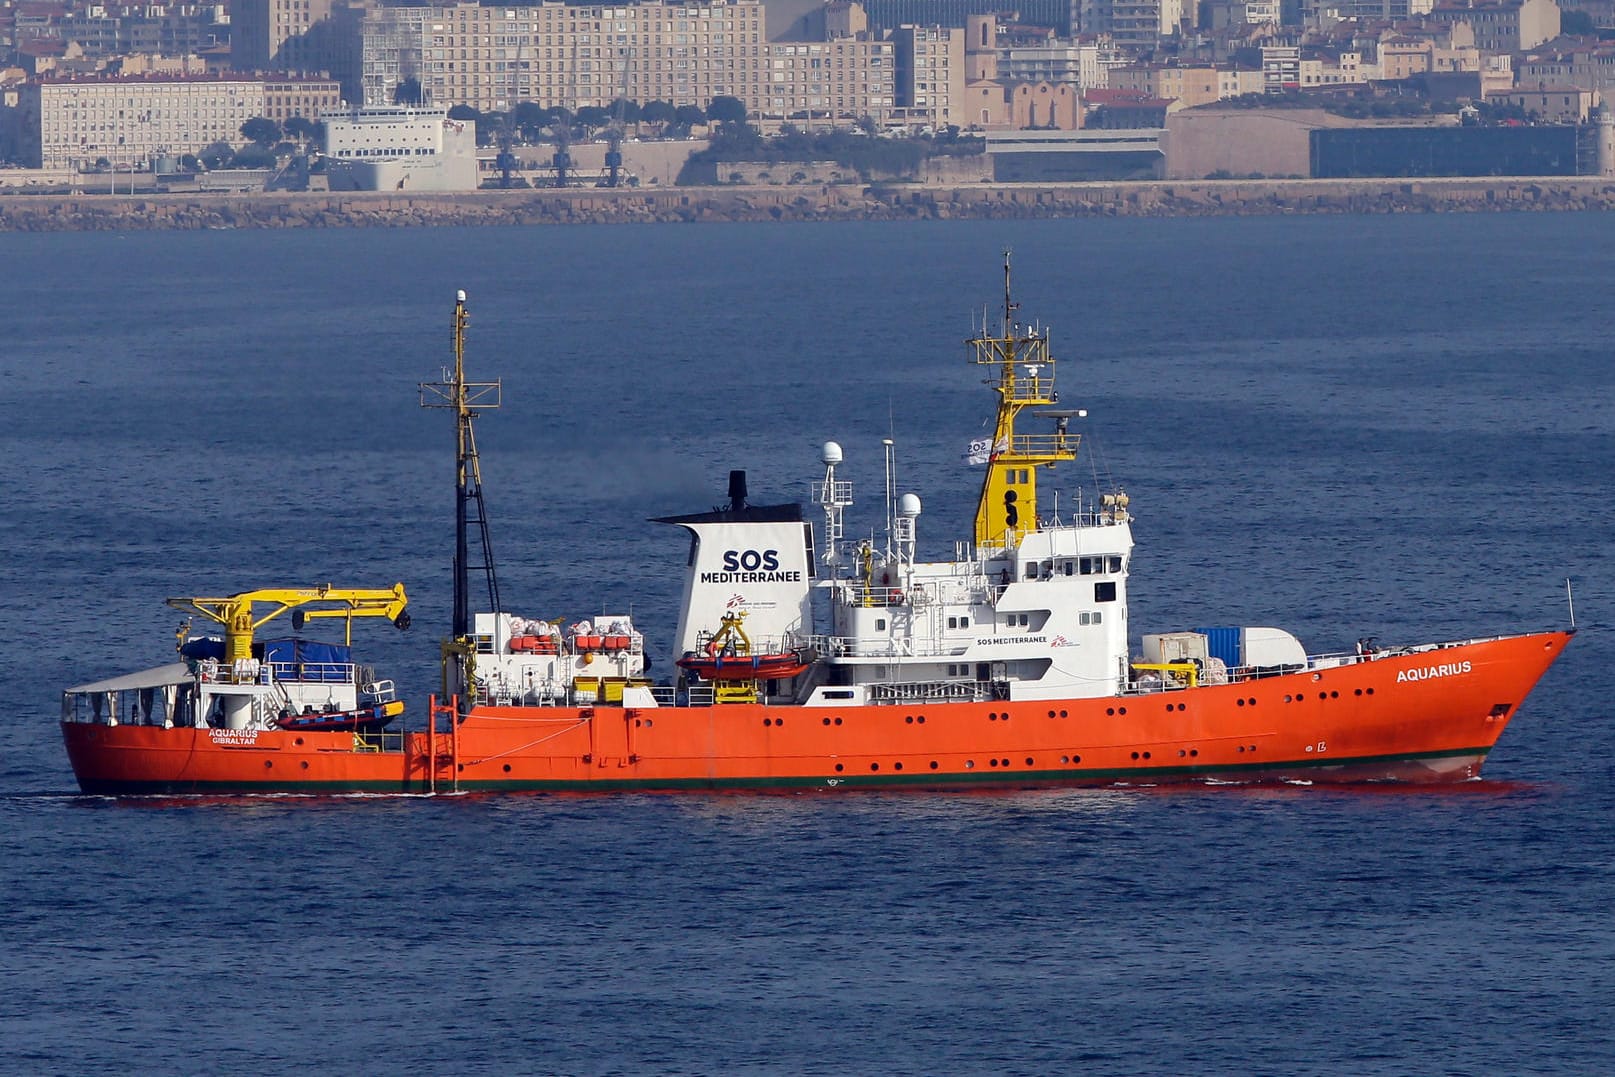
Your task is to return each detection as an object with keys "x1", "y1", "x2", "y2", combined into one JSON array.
[{"x1": 4, "y1": 177, "x2": 1615, "y2": 230}]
